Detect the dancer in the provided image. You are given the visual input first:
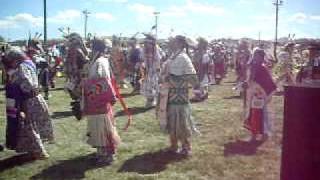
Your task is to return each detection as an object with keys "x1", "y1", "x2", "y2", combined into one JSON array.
[
  {"x1": 212, "y1": 44, "x2": 226, "y2": 85},
  {"x1": 243, "y1": 48, "x2": 277, "y2": 141},
  {"x1": 110, "y1": 36, "x2": 128, "y2": 89},
  {"x1": 127, "y1": 37, "x2": 143, "y2": 94},
  {"x1": 82, "y1": 38, "x2": 120, "y2": 164},
  {"x1": 276, "y1": 42, "x2": 296, "y2": 87},
  {"x1": 64, "y1": 33, "x2": 89, "y2": 120},
  {"x1": 235, "y1": 40, "x2": 251, "y2": 84},
  {"x1": 3, "y1": 48, "x2": 54, "y2": 159},
  {"x1": 140, "y1": 34, "x2": 162, "y2": 108},
  {"x1": 158, "y1": 35, "x2": 200, "y2": 156},
  {"x1": 192, "y1": 37, "x2": 210, "y2": 101}
]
